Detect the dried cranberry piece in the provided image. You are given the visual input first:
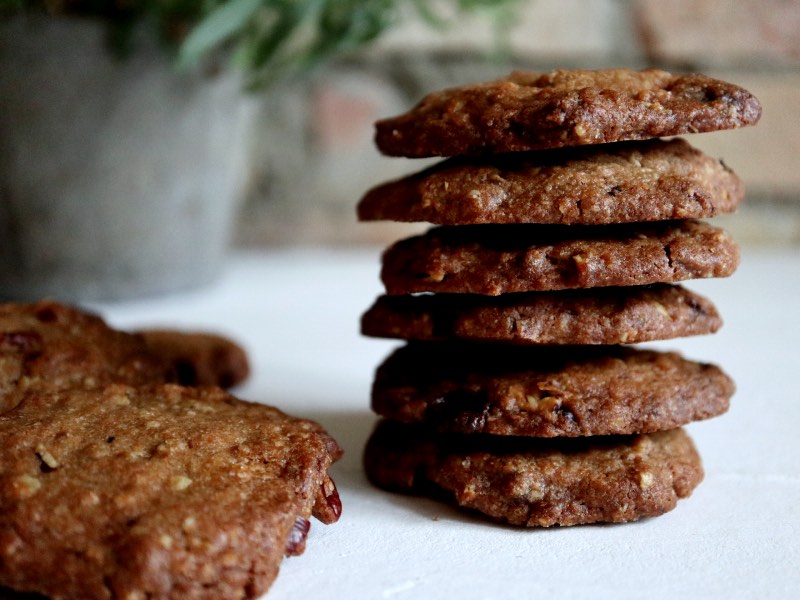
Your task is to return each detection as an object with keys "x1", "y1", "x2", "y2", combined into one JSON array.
[
  {"x1": 426, "y1": 390, "x2": 491, "y2": 434},
  {"x1": 284, "y1": 517, "x2": 310, "y2": 556},
  {"x1": 313, "y1": 479, "x2": 342, "y2": 524},
  {"x1": 0, "y1": 331, "x2": 43, "y2": 353}
]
